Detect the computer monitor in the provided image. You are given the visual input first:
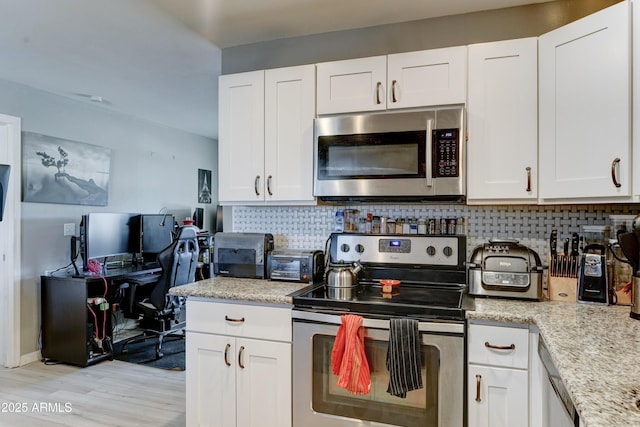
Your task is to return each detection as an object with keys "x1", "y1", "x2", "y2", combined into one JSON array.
[
  {"x1": 129, "y1": 214, "x2": 175, "y2": 264},
  {"x1": 193, "y1": 207, "x2": 204, "y2": 230},
  {"x1": 80, "y1": 212, "x2": 137, "y2": 271}
]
